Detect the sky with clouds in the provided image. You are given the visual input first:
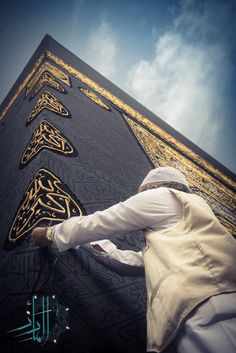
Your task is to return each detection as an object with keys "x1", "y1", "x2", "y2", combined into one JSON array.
[{"x1": 0, "y1": 0, "x2": 235, "y2": 173}]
